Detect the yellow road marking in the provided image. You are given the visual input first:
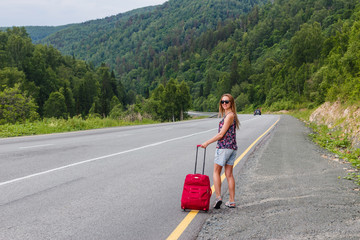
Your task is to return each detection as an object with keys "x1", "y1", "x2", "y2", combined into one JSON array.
[
  {"x1": 166, "y1": 210, "x2": 199, "y2": 240},
  {"x1": 166, "y1": 118, "x2": 280, "y2": 240}
]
